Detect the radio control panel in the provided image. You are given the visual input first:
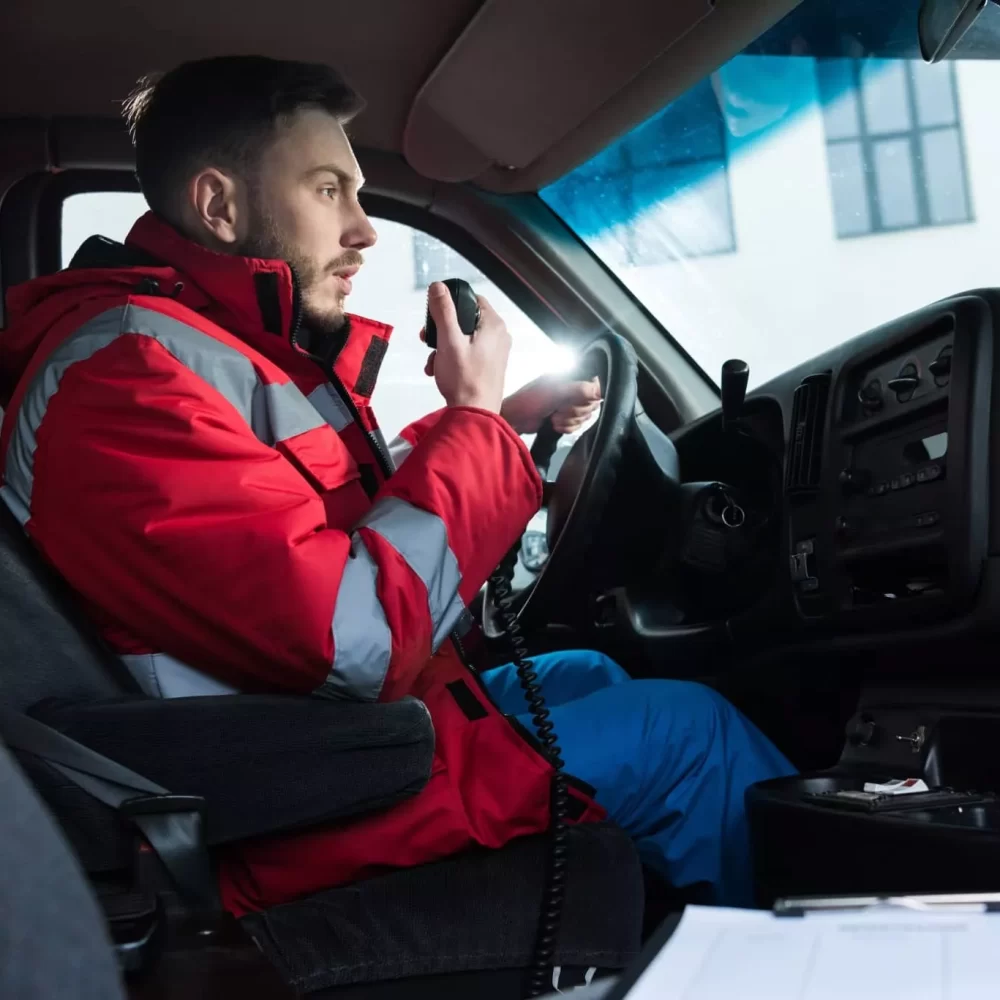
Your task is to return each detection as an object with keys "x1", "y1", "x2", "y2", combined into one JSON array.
[{"x1": 786, "y1": 298, "x2": 993, "y2": 629}]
